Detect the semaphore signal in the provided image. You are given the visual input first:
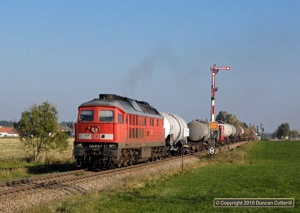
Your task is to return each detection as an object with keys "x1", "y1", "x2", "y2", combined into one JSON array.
[{"x1": 209, "y1": 64, "x2": 230, "y2": 154}]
